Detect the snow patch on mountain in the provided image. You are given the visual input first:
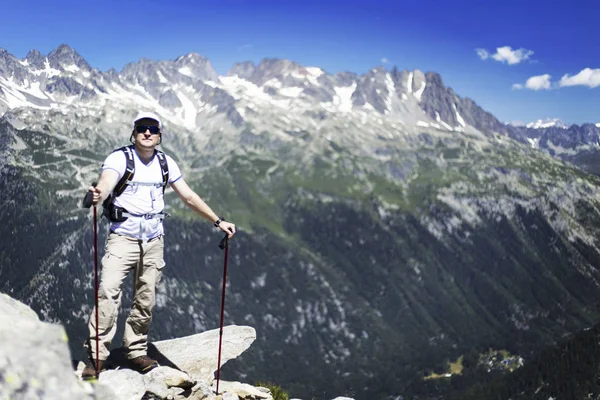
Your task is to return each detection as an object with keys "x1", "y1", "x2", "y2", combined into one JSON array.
[
  {"x1": 527, "y1": 137, "x2": 540, "y2": 149},
  {"x1": 452, "y1": 103, "x2": 466, "y2": 131},
  {"x1": 178, "y1": 67, "x2": 194, "y2": 77},
  {"x1": 279, "y1": 86, "x2": 304, "y2": 97},
  {"x1": 263, "y1": 78, "x2": 282, "y2": 89},
  {"x1": 435, "y1": 112, "x2": 453, "y2": 131},
  {"x1": 0, "y1": 77, "x2": 50, "y2": 109},
  {"x1": 332, "y1": 83, "x2": 356, "y2": 113},
  {"x1": 385, "y1": 73, "x2": 395, "y2": 114},
  {"x1": 34, "y1": 60, "x2": 61, "y2": 78},
  {"x1": 414, "y1": 81, "x2": 426, "y2": 101},
  {"x1": 174, "y1": 91, "x2": 198, "y2": 128},
  {"x1": 156, "y1": 70, "x2": 169, "y2": 84},
  {"x1": 63, "y1": 64, "x2": 79, "y2": 73},
  {"x1": 305, "y1": 67, "x2": 324, "y2": 77}
]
